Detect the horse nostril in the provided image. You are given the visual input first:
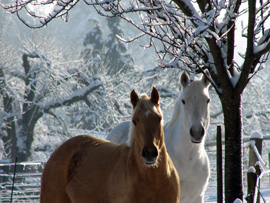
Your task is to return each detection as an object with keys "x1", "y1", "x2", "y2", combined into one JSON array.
[
  {"x1": 153, "y1": 147, "x2": 158, "y2": 157},
  {"x1": 142, "y1": 147, "x2": 147, "y2": 158},
  {"x1": 190, "y1": 128, "x2": 194, "y2": 137},
  {"x1": 142, "y1": 146, "x2": 158, "y2": 159},
  {"x1": 190, "y1": 125, "x2": 205, "y2": 143},
  {"x1": 190, "y1": 126, "x2": 205, "y2": 137}
]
